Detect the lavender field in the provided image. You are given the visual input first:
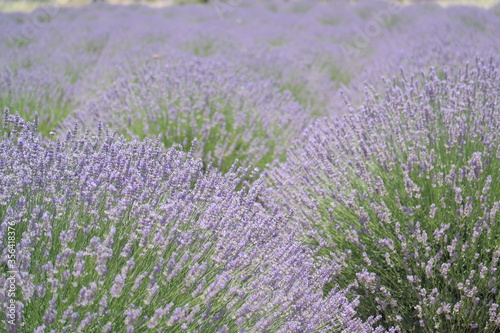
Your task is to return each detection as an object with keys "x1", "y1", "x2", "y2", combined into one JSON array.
[{"x1": 1, "y1": 0, "x2": 500, "y2": 332}]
